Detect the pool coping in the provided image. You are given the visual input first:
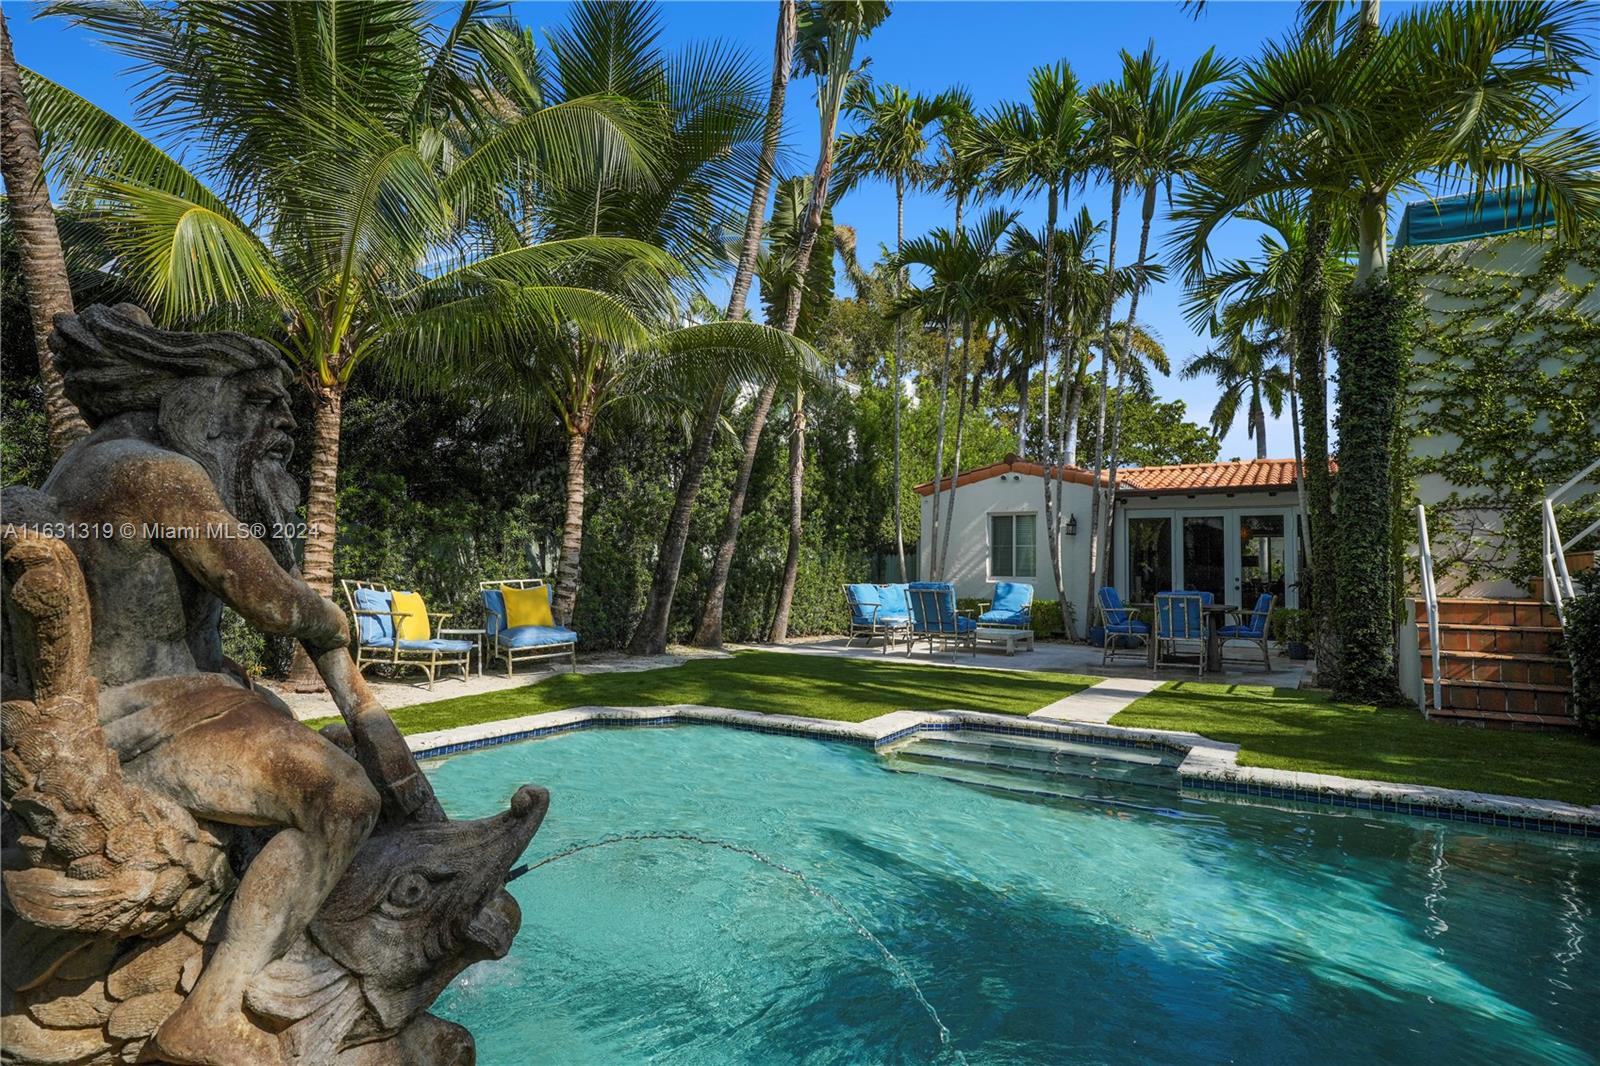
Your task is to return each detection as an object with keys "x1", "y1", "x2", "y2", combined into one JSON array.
[{"x1": 406, "y1": 705, "x2": 1600, "y2": 839}]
